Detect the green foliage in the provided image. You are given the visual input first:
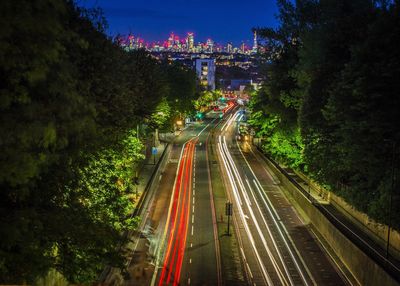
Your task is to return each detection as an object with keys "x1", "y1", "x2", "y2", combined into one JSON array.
[
  {"x1": 251, "y1": 0, "x2": 400, "y2": 227},
  {"x1": 0, "y1": 0, "x2": 196, "y2": 283},
  {"x1": 194, "y1": 90, "x2": 220, "y2": 111},
  {"x1": 149, "y1": 96, "x2": 172, "y2": 130}
]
